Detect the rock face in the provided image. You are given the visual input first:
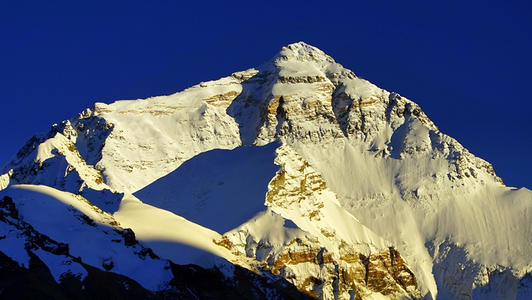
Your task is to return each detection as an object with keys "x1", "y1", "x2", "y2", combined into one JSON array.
[
  {"x1": 1, "y1": 42, "x2": 531, "y2": 299},
  {"x1": 216, "y1": 145, "x2": 420, "y2": 299}
]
